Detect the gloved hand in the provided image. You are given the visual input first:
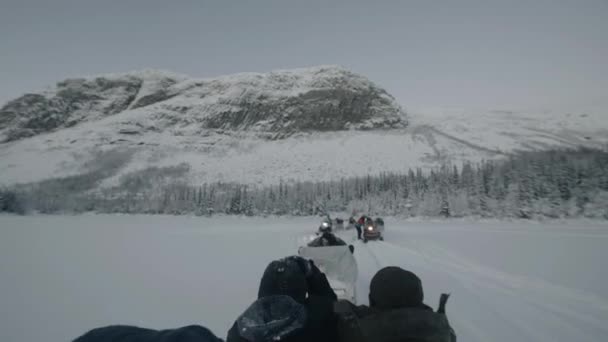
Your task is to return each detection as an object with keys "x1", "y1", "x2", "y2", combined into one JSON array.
[{"x1": 283, "y1": 255, "x2": 337, "y2": 300}]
